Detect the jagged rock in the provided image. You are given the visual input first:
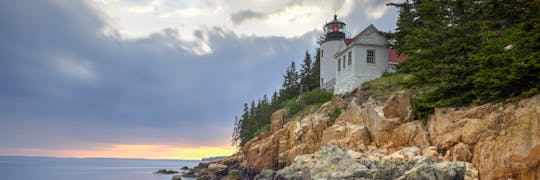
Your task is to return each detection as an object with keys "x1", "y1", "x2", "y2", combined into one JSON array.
[
  {"x1": 321, "y1": 102, "x2": 371, "y2": 151},
  {"x1": 429, "y1": 94, "x2": 540, "y2": 179},
  {"x1": 183, "y1": 162, "x2": 209, "y2": 178},
  {"x1": 212, "y1": 92, "x2": 539, "y2": 180},
  {"x1": 447, "y1": 142, "x2": 472, "y2": 162},
  {"x1": 382, "y1": 91, "x2": 414, "y2": 122},
  {"x1": 399, "y1": 161, "x2": 467, "y2": 180},
  {"x1": 171, "y1": 175, "x2": 182, "y2": 180},
  {"x1": 271, "y1": 109, "x2": 287, "y2": 133},
  {"x1": 254, "y1": 169, "x2": 275, "y2": 180},
  {"x1": 383, "y1": 146, "x2": 421, "y2": 161},
  {"x1": 276, "y1": 144, "x2": 370, "y2": 179},
  {"x1": 422, "y1": 146, "x2": 439, "y2": 159},
  {"x1": 154, "y1": 169, "x2": 179, "y2": 174},
  {"x1": 180, "y1": 166, "x2": 189, "y2": 170},
  {"x1": 207, "y1": 163, "x2": 228, "y2": 177},
  {"x1": 276, "y1": 144, "x2": 476, "y2": 180}
]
